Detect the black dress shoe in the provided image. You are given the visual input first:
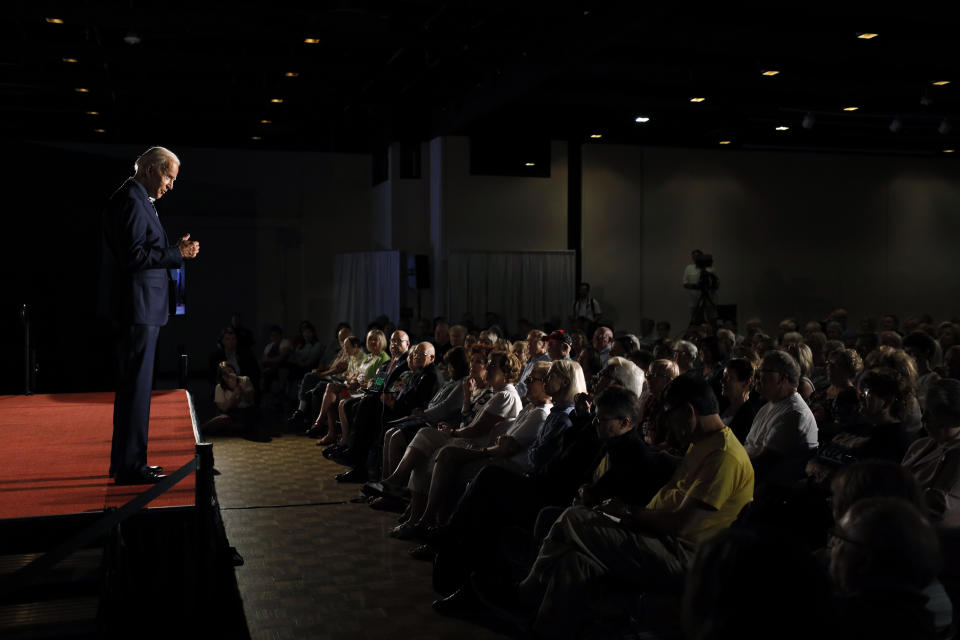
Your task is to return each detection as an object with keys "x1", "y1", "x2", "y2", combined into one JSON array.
[
  {"x1": 305, "y1": 425, "x2": 324, "y2": 438},
  {"x1": 322, "y1": 444, "x2": 345, "y2": 459},
  {"x1": 335, "y1": 468, "x2": 368, "y2": 483},
  {"x1": 115, "y1": 467, "x2": 167, "y2": 485},
  {"x1": 146, "y1": 465, "x2": 163, "y2": 474}
]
